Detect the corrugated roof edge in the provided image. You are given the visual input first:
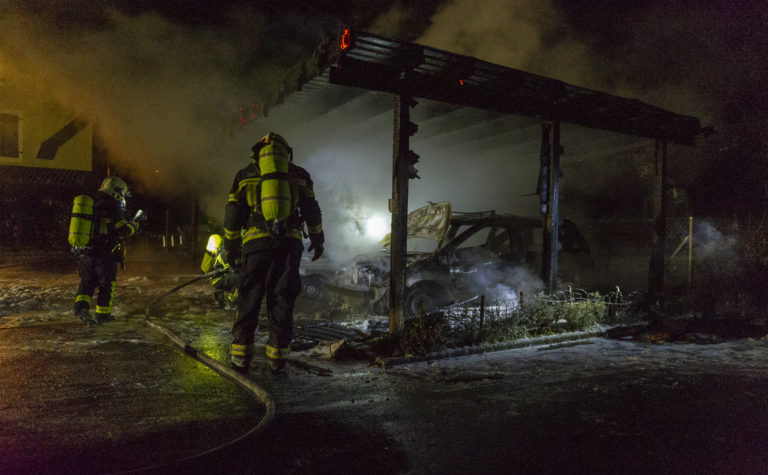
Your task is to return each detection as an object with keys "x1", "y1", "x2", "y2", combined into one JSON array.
[{"x1": 0, "y1": 164, "x2": 100, "y2": 191}]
